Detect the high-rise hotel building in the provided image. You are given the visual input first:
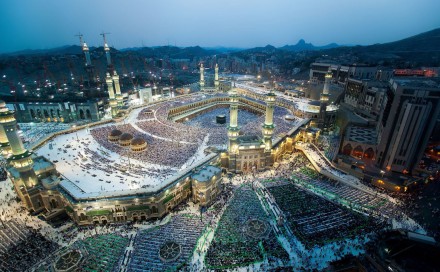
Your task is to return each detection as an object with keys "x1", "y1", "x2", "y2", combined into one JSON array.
[{"x1": 376, "y1": 78, "x2": 440, "y2": 173}]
